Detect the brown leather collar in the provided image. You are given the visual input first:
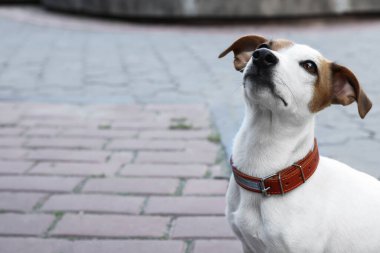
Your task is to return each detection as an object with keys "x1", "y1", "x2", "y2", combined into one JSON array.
[{"x1": 230, "y1": 139, "x2": 319, "y2": 196}]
